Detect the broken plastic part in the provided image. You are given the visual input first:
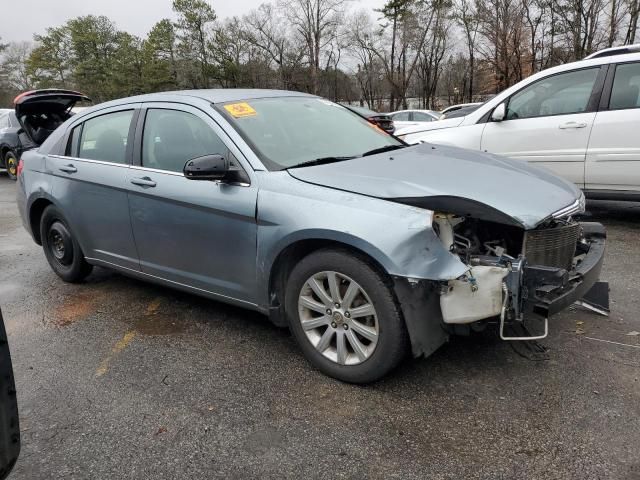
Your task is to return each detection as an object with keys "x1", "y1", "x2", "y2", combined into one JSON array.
[{"x1": 440, "y1": 265, "x2": 509, "y2": 324}]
